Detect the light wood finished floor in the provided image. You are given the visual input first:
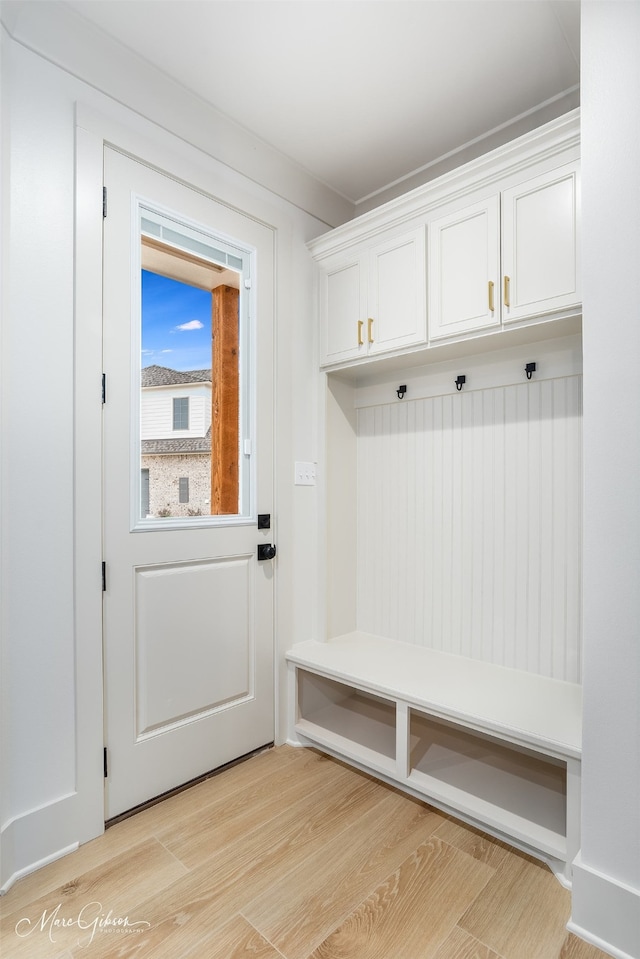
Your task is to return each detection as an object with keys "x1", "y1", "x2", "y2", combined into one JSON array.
[{"x1": 0, "y1": 746, "x2": 611, "y2": 959}]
